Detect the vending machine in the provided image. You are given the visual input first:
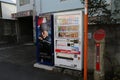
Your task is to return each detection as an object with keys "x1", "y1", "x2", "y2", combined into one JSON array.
[
  {"x1": 54, "y1": 10, "x2": 83, "y2": 70},
  {"x1": 36, "y1": 14, "x2": 54, "y2": 66}
]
